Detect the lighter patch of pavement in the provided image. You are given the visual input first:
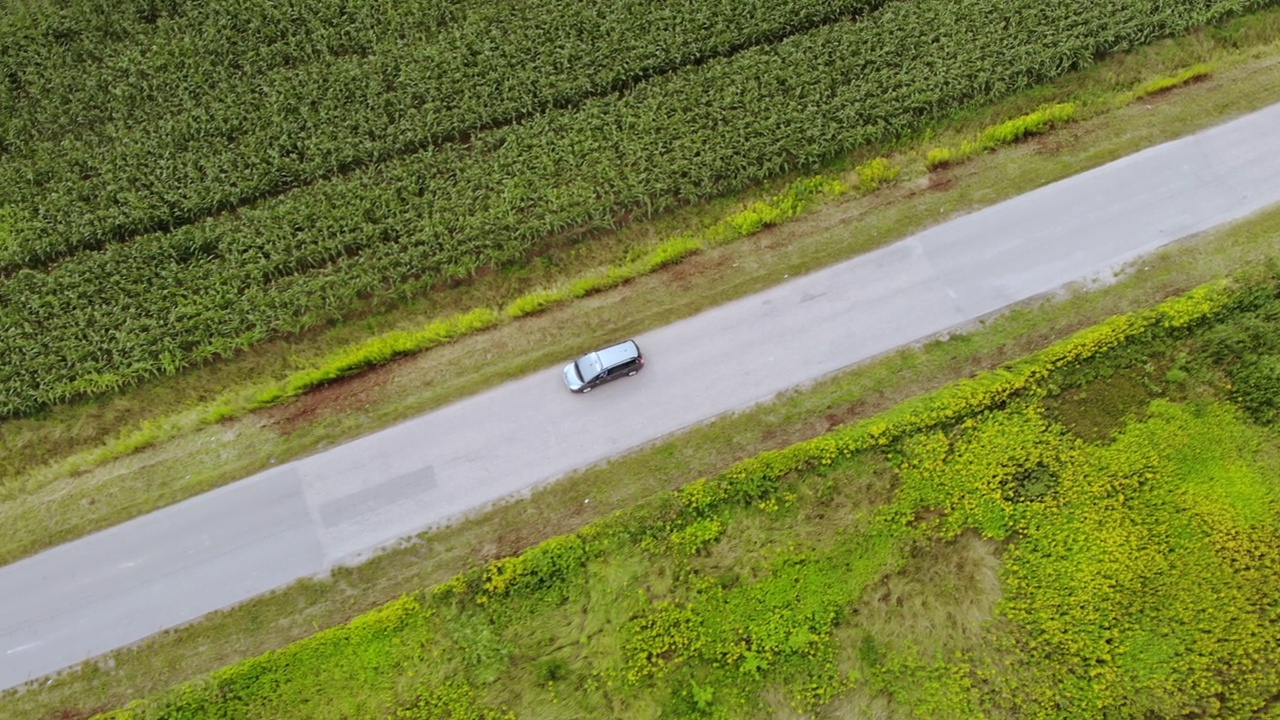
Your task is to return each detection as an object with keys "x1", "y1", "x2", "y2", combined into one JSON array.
[{"x1": 3, "y1": 103, "x2": 1280, "y2": 691}]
